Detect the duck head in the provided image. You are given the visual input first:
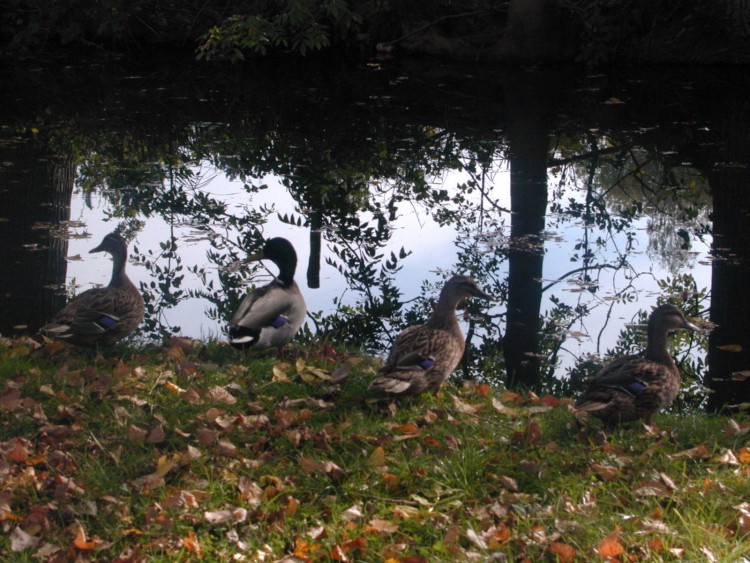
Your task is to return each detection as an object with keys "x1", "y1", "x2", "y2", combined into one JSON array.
[
  {"x1": 89, "y1": 232, "x2": 128, "y2": 256},
  {"x1": 649, "y1": 304, "x2": 700, "y2": 333},
  {"x1": 249, "y1": 237, "x2": 298, "y2": 285},
  {"x1": 442, "y1": 275, "x2": 495, "y2": 302}
]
